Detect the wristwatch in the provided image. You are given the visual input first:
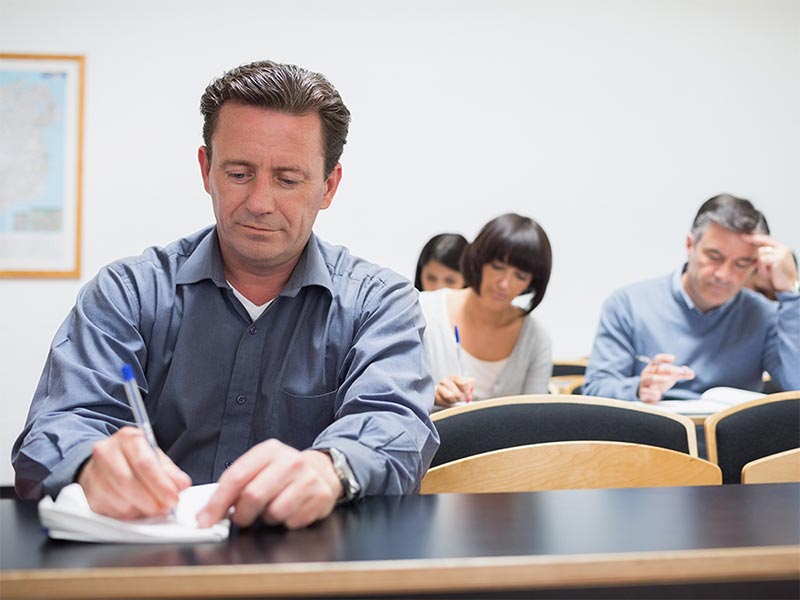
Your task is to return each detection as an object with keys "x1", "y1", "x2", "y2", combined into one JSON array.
[{"x1": 326, "y1": 447, "x2": 361, "y2": 503}]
